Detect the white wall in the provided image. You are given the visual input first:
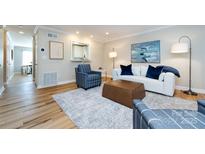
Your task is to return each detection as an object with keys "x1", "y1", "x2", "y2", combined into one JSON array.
[
  {"x1": 6, "y1": 32, "x2": 14, "y2": 82},
  {"x1": 36, "y1": 29, "x2": 104, "y2": 88},
  {"x1": 14, "y1": 46, "x2": 32, "y2": 72},
  {"x1": 103, "y1": 26, "x2": 205, "y2": 91},
  {"x1": 0, "y1": 29, "x2": 4, "y2": 94}
]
